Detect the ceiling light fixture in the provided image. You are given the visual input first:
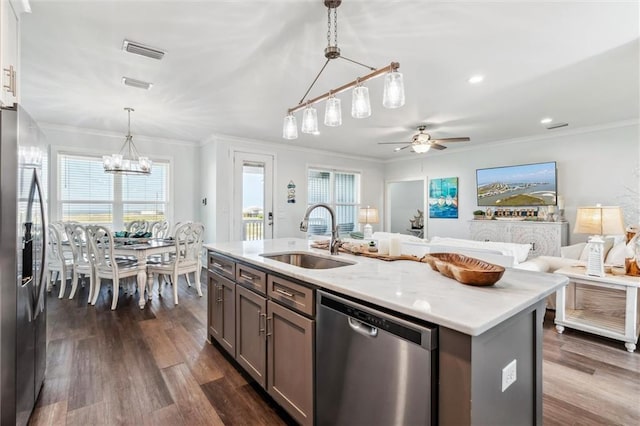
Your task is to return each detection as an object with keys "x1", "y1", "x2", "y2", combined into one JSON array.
[
  {"x1": 103, "y1": 107, "x2": 152, "y2": 175},
  {"x1": 282, "y1": 0, "x2": 404, "y2": 139},
  {"x1": 540, "y1": 117, "x2": 553, "y2": 124},
  {"x1": 468, "y1": 75, "x2": 484, "y2": 84}
]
